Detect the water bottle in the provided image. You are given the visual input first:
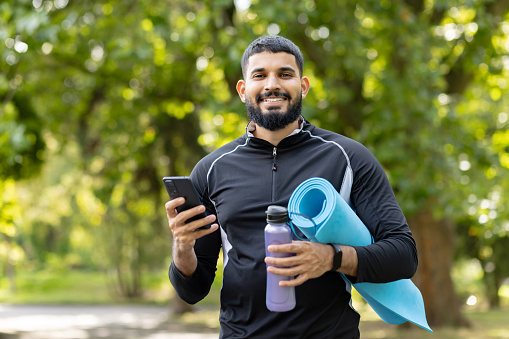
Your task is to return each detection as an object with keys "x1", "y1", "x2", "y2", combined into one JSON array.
[{"x1": 265, "y1": 205, "x2": 296, "y2": 312}]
